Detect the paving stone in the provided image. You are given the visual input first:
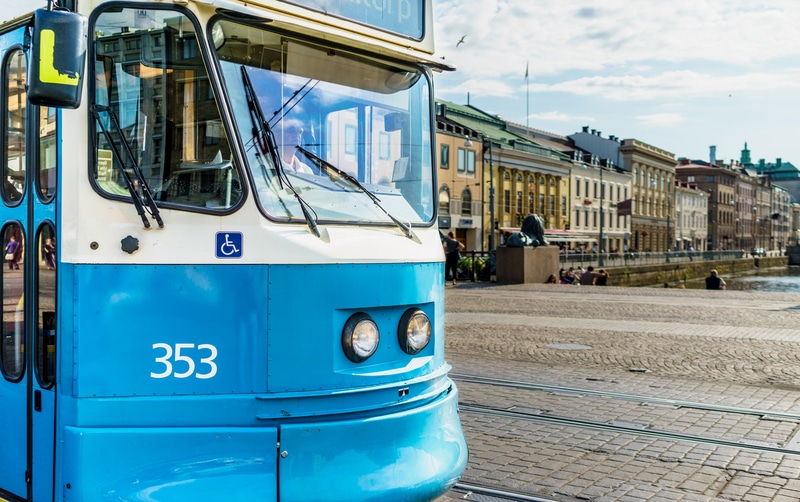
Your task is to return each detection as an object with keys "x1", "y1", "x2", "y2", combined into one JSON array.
[{"x1": 437, "y1": 285, "x2": 800, "y2": 502}]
